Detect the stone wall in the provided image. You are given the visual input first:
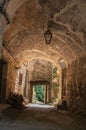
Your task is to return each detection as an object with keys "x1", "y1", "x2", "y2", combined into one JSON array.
[
  {"x1": 30, "y1": 59, "x2": 53, "y2": 81},
  {"x1": 14, "y1": 64, "x2": 27, "y2": 94},
  {"x1": 2, "y1": 47, "x2": 17, "y2": 98},
  {"x1": 62, "y1": 68, "x2": 66, "y2": 99},
  {"x1": 0, "y1": 35, "x2": 2, "y2": 58},
  {"x1": 66, "y1": 56, "x2": 86, "y2": 114},
  {"x1": 6, "y1": 63, "x2": 16, "y2": 96}
]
